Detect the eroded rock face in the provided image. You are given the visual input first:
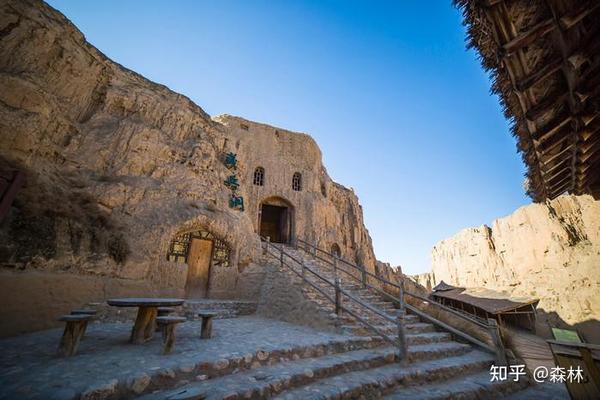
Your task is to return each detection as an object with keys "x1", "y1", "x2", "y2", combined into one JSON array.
[
  {"x1": 0, "y1": 0, "x2": 378, "y2": 334},
  {"x1": 430, "y1": 195, "x2": 600, "y2": 340}
]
